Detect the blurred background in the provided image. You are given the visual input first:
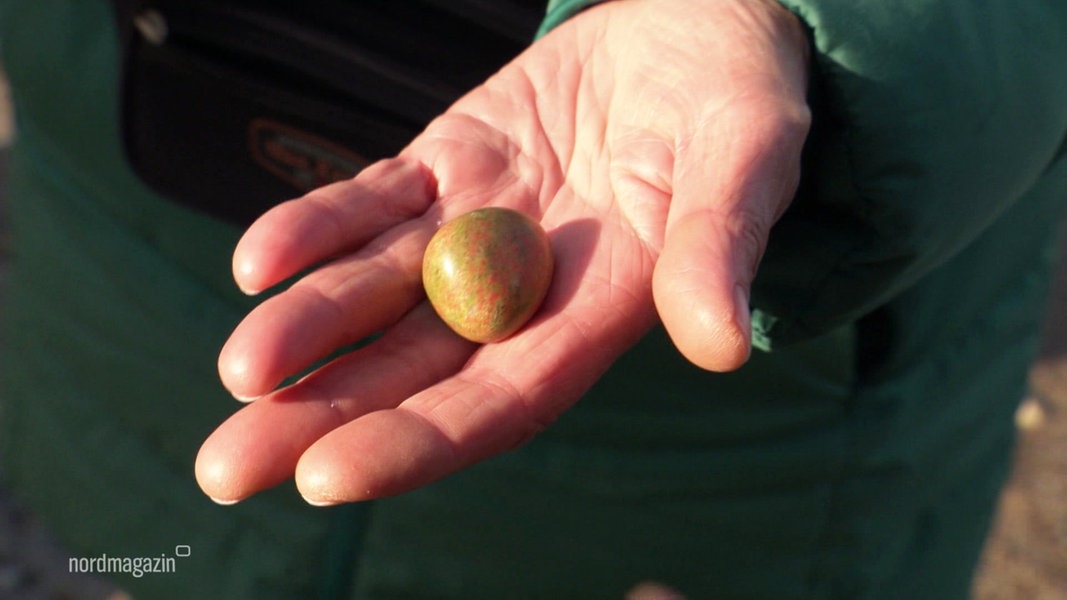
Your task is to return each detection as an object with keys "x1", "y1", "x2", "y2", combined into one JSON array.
[{"x1": 0, "y1": 60, "x2": 1065, "y2": 600}]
